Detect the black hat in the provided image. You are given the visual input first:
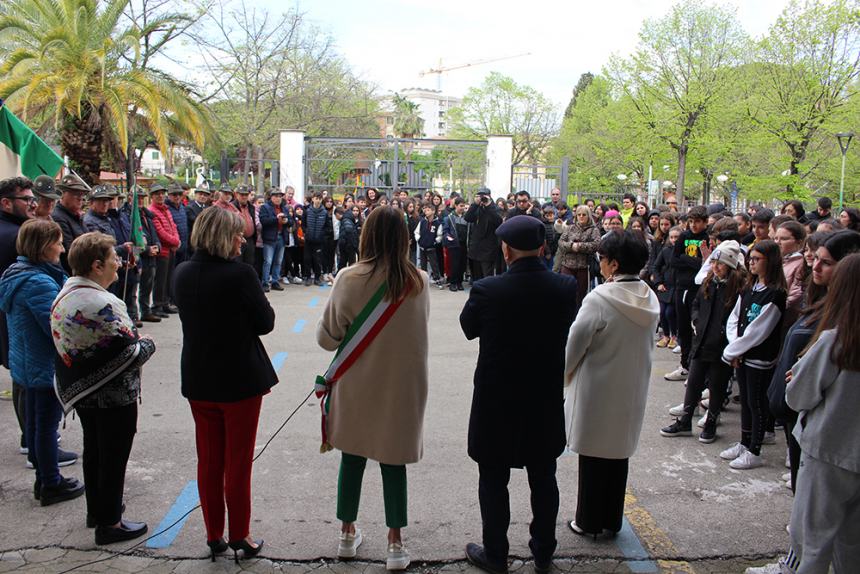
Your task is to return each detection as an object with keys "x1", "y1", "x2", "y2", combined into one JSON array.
[
  {"x1": 235, "y1": 184, "x2": 251, "y2": 194},
  {"x1": 194, "y1": 181, "x2": 211, "y2": 194},
  {"x1": 476, "y1": 187, "x2": 492, "y2": 196},
  {"x1": 167, "y1": 182, "x2": 184, "y2": 195},
  {"x1": 56, "y1": 174, "x2": 89, "y2": 194},
  {"x1": 33, "y1": 175, "x2": 61, "y2": 200},
  {"x1": 218, "y1": 183, "x2": 233, "y2": 194},
  {"x1": 269, "y1": 188, "x2": 285, "y2": 196},
  {"x1": 495, "y1": 215, "x2": 546, "y2": 250},
  {"x1": 149, "y1": 183, "x2": 167, "y2": 195},
  {"x1": 89, "y1": 185, "x2": 114, "y2": 200}
]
